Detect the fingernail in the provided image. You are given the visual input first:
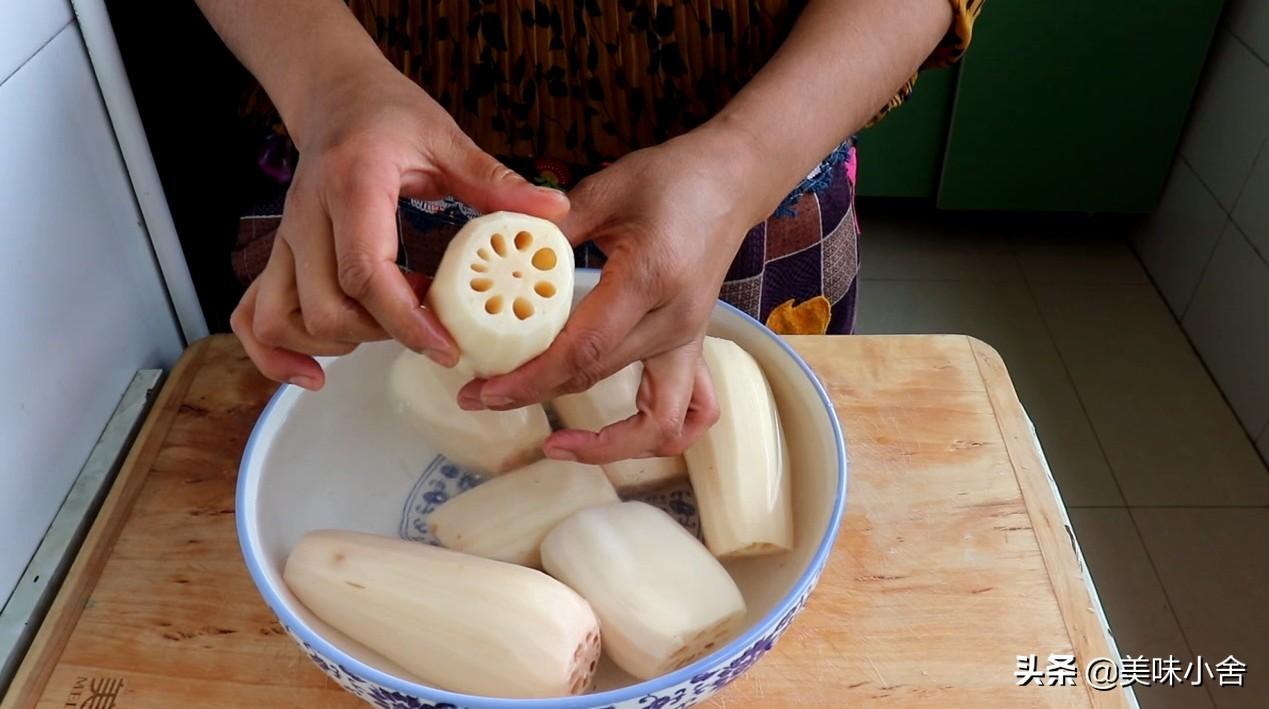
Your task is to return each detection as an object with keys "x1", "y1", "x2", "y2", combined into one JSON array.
[
  {"x1": 422, "y1": 348, "x2": 459, "y2": 368},
  {"x1": 289, "y1": 375, "x2": 318, "y2": 390},
  {"x1": 416, "y1": 315, "x2": 459, "y2": 365},
  {"x1": 482, "y1": 393, "x2": 513, "y2": 408},
  {"x1": 546, "y1": 448, "x2": 577, "y2": 462},
  {"x1": 458, "y1": 390, "x2": 484, "y2": 411}
]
